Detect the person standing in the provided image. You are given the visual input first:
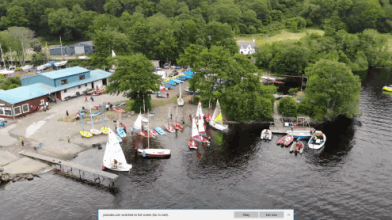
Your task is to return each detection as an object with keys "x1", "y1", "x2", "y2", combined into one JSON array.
[
  {"x1": 20, "y1": 136, "x2": 24, "y2": 146},
  {"x1": 121, "y1": 123, "x2": 127, "y2": 133},
  {"x1": 167, "y1": 93, "x2": 169, "y2": 99},
  {"x1": 90, "y1": 96, "x2": 94, "y2": 102},
  {"x1": 85, "y1": 96, "x2": 88, "y2": 102},
  {"x1": 170, "y1": 113, "x2": 173, "y2": 120},
  {"x1": 66, "y1": 136, "x2": 70, "y2": 143},
  {"x1": 189, "y1": 114, "x2": 192, "y2": 122}
]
